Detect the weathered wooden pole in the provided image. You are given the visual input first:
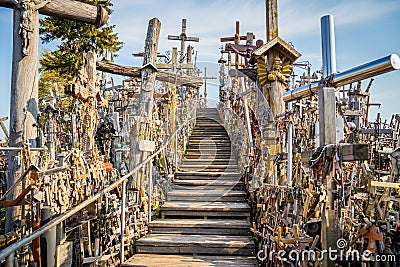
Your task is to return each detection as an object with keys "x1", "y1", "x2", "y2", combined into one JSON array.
[
  {"x1": 265, "y1": 0, "x2": 284, "y2": 116},
  {"x1": 170, "y1": 47, "x2": 178, "y2": 165},
  {"x1": 96, "y1": 61, "x2": 203, "y2": 89},
  {"x1": 6, "y1": 1, "x2": 41, "y2": 234},
  {"x1": 128, "y1": 21, "x2": 161, "y2": 254},
  {"x1": 1, "y1": 0, "x2": 108, "y2": 246},
  {"x1": 139, "y1": 18, "x2": 161, "y2": 118}
]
